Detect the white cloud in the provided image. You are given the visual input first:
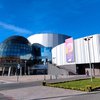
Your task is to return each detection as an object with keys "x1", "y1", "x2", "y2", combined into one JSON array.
[{"x1": 0, "y1": 21, "x2": 32, "y2": 34}]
